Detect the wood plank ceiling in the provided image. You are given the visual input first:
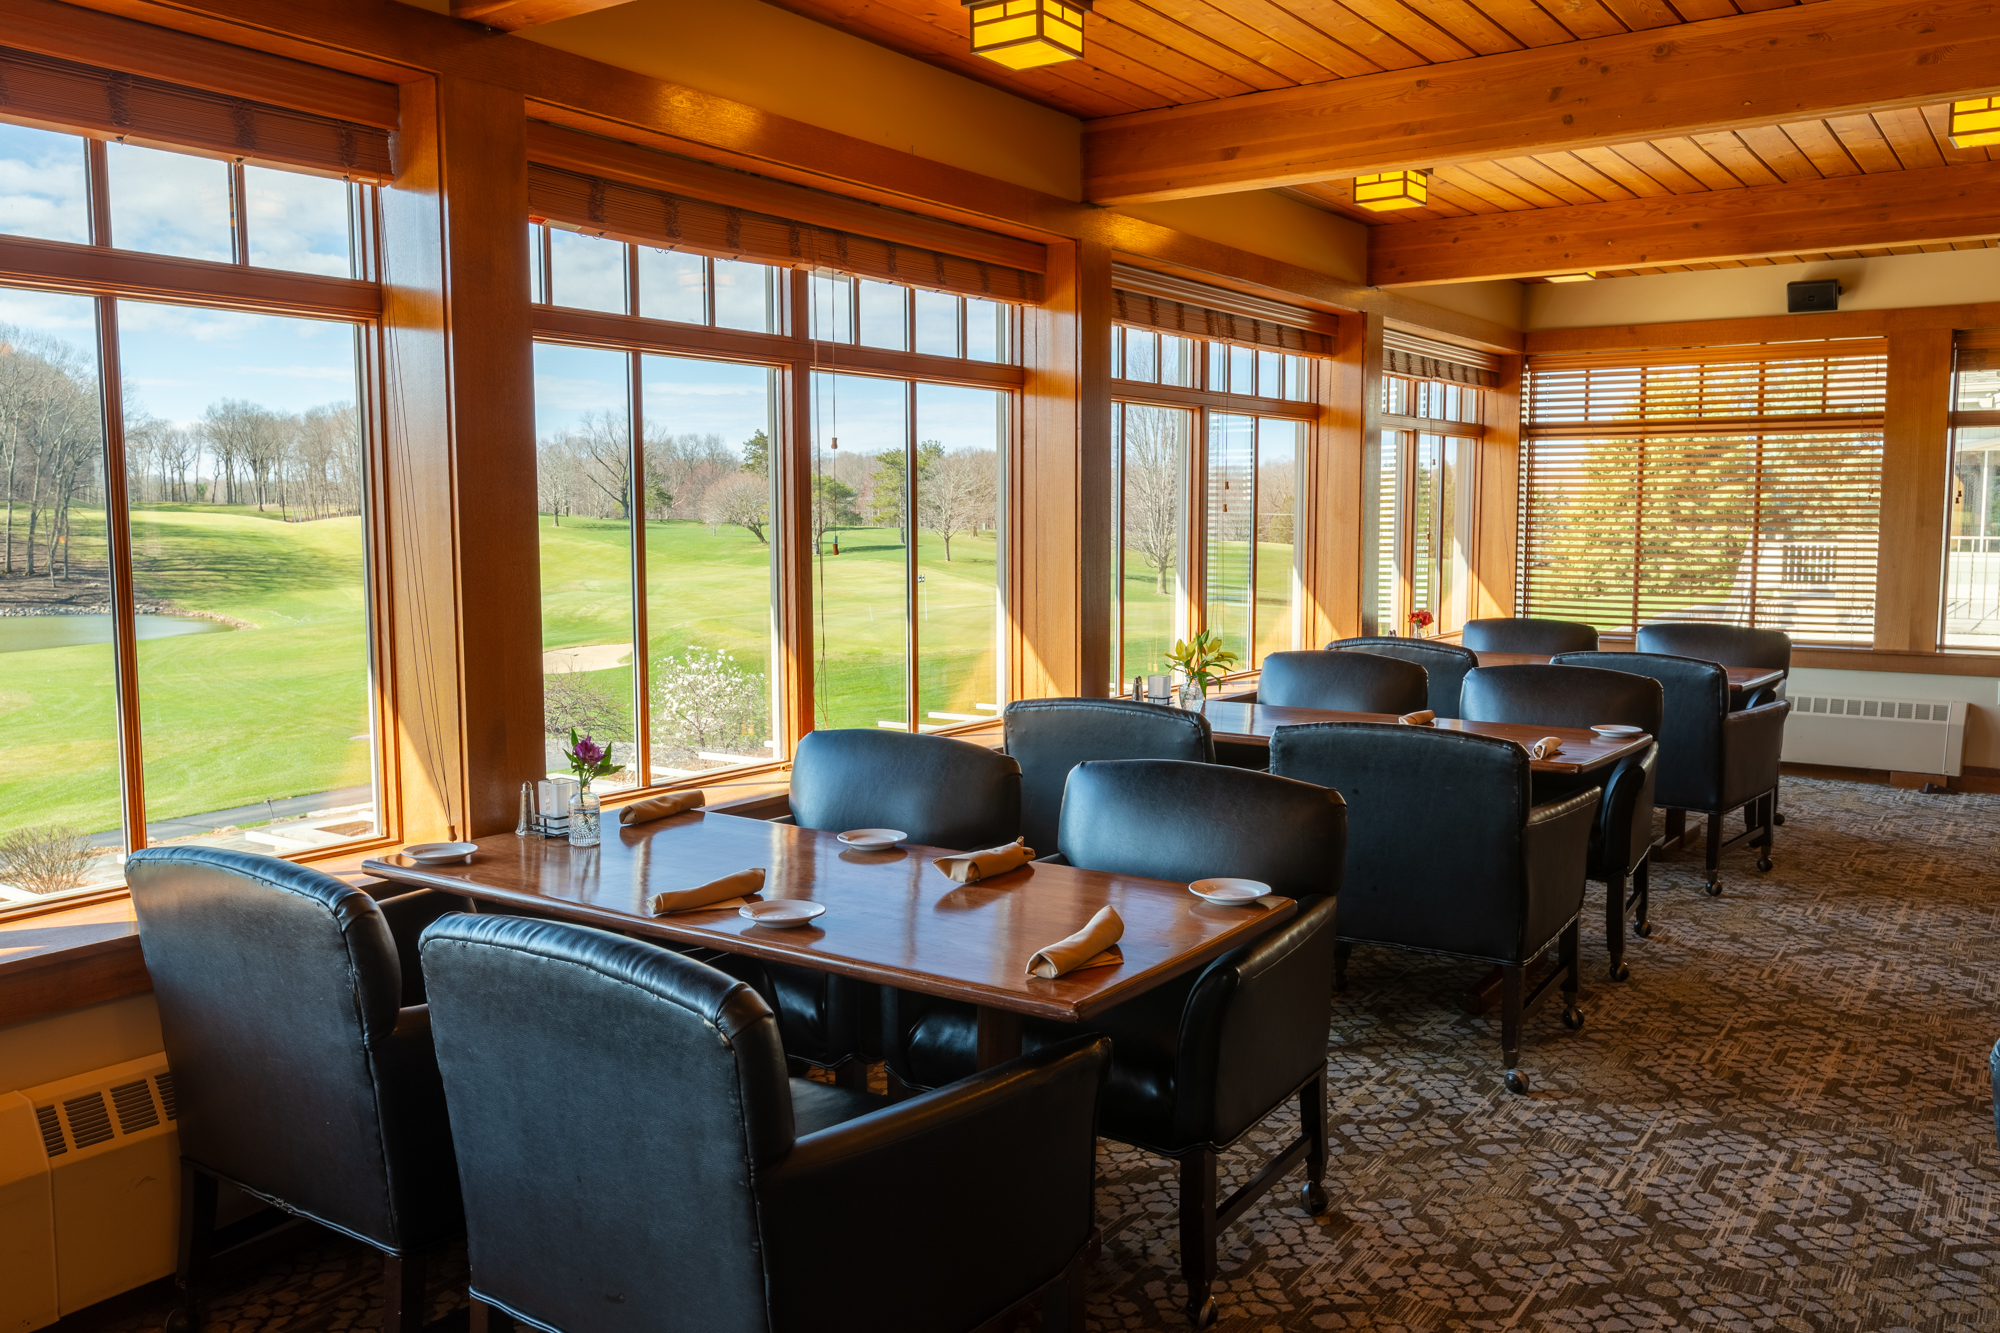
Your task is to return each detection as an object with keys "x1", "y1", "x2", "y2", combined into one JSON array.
[{"x1": 757, "y1": 0, "x2": 2000, "y2": 278}]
